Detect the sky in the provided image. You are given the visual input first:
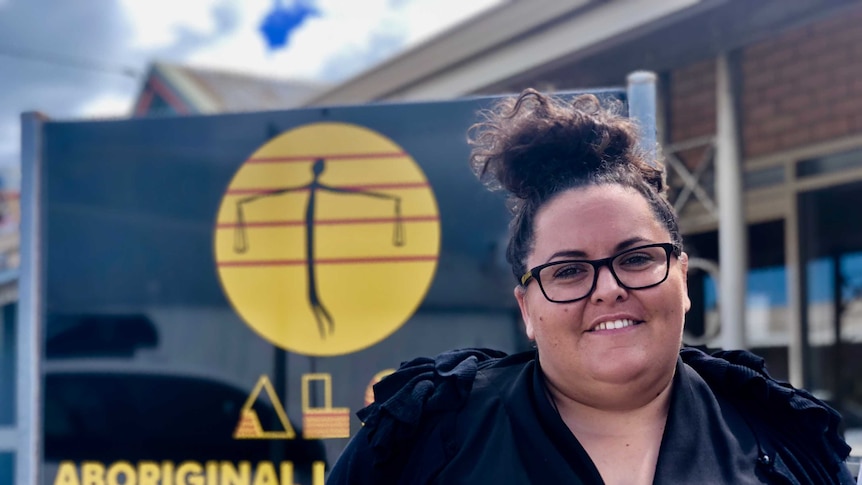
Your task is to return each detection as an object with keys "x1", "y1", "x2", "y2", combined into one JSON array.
[{"x1": 0, "y1": 0, "x2": 503, "y2": 184}]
